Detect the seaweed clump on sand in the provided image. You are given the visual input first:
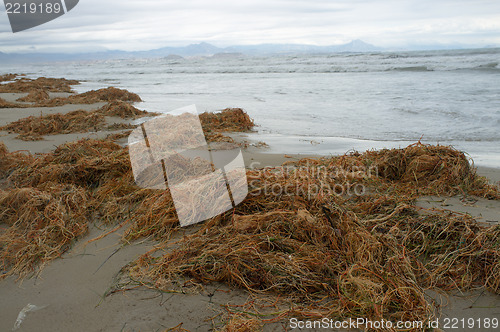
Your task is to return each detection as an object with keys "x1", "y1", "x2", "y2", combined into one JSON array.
[
  {"x1": 1, "y1": 111, "x2": 500, "y2": 329},
  {"x1": 0, "y1": 76, "x2": 141, "y2": 107},
  {"x1": 1, "y1": 110, "x2": 106, "y2": 141},
  {"x1": 0, "y1": 97, "x2": 29, "y2": 109},
  {"x1": 220, "y1": 315, "x2": 262, "y2": 332},
  {"x1": 38, "y1": 87, "x2": 142, "y2": 107},
  {"x1": 0, "y1": 101, "x2": 153, "y2": 141},
  {"x1": 16, "y1": 89, "x2": 51, "y2": 103},
  {"x1": 0, "y1": 138, "x2": 180, "y2": 278},
  {"x1": 0, "y1": 76, "x2": 140, "y2": 114},
  {"x1": 0, "y1": 185, "x2": 89, "y2": 277},
  {"x1": 77, "y1": 87, "x2": 142, "y2": 103},
  {"x1": 200, "y1": 108, "x2": 255, "y2": 132},
  {"x1": 350, "y1": 143, "x2": 500, "y2": 199},
  {"x1": 0, "y1": 76, "x2": 79, "y2": 93},
  {"x1": 0, "y1": 140, "x2": 125, "y2": 278},
  {"x1": 0, "y1": 73, "x2": 18, "y2": 82},
  {"x1": 97, "y1": 100, "x2": 155, "y2": 119},
  {"x1": 0, "y1": 142, "x2": 32, "y2": 178},
  {"x1": 124, "y1": 143, "x2": 500, "y2": 329},
  {"x1": 0, "y1": 103, "x2": 254, "y2": 145},
  {"x1": 199, "y1": 108, "x2": 255, "y2": 144}
]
